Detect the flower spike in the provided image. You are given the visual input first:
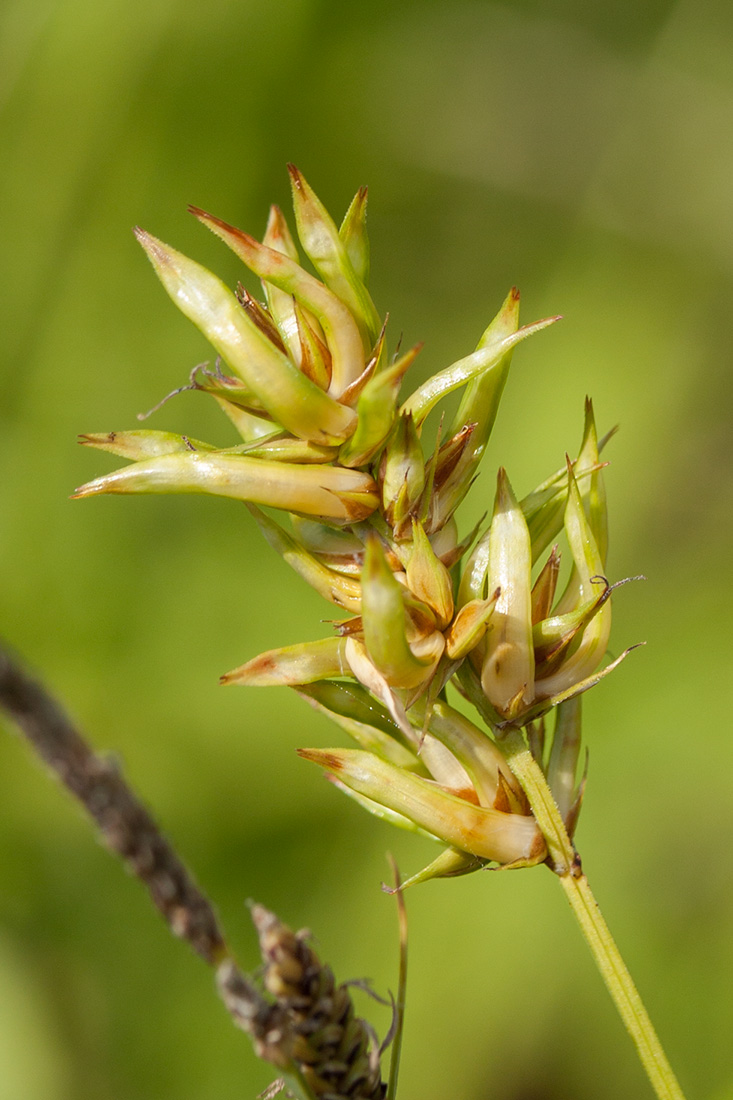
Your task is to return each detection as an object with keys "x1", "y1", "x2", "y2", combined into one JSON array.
[
  {"x1": 78, "y1": 430, "x2": 216, "y2": 461},
  {"x1": 78, "y1": 170, "x2": 636, "y2": 893},
  {"x1": 221, "y1": 637, "x2": 348, "y2": 687},
  {"x1": 288, "y1": 165, "x2": 380, "y2": 348},
  {"x1": 339, "y1": 185, "x2": 370, "y2": 284},
  {"x1": 481, "y1": 469, "x2": 535, "y2": 720},
  {"x1": 188, "y1": 207, "x2": 365, "y2": 396},
  {"x1": 135, "y1": 229, "x2": 357, "y2": 443},
  {"x1": 246, "y1": 505, "x2": 363, "y2": 610},
  {"x1": 401, "y1": 314, "x2": 560, "y2": 427},
  {"x1": 361, "y1": 537, "x2": 443, "y2": 689},
  {"x1": 339, "y1": 344, "x2": 421, "y2": 469},
  {"x1": 73, "y1": 170, "x2": 686, "y2": 1100},
  {"x1": 73, "y1": 451, "x2": 378, "y2": 523},
  {"x1": 298, "y1": 748, "x2": 545, "y2": 866}
]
